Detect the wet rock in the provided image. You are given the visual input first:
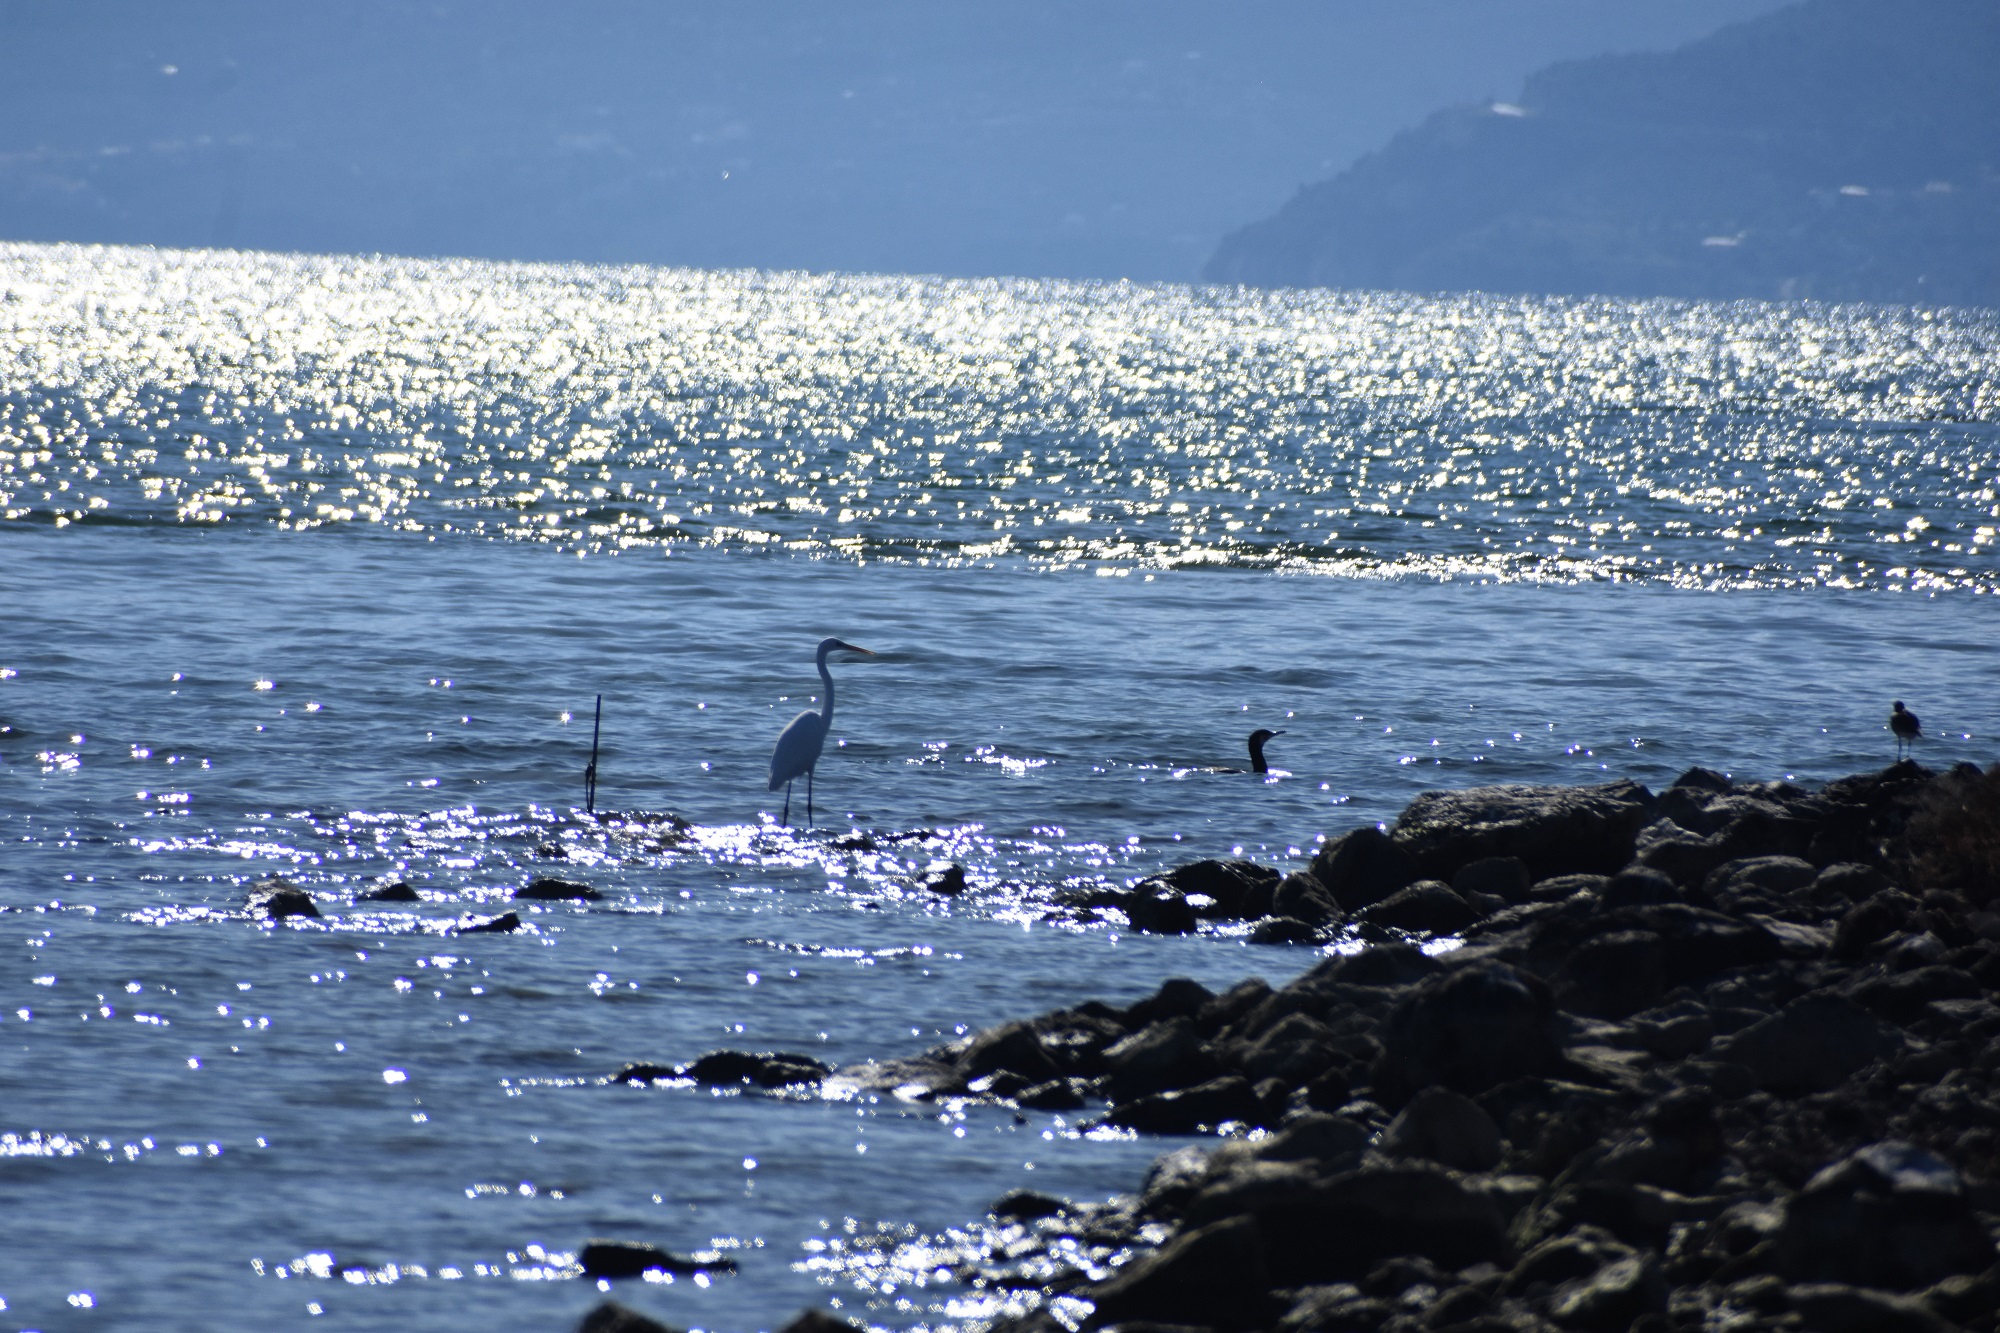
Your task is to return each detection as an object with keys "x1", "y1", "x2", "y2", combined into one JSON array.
[
  {"x1": 1710, "y1": 994, "x2": 1903, "y2": 1093},
  {"x1": 1390, "y1": 779, "x2": 1656, "y2": 881},
  {"x1": 1529, "y1": 873, "x2": 1609, "y2": 903},
  {"x1": 1784, "y1": 1283, "x2": 1958, "y2": 1333},
  {"x1": 1272, "y1": 870, "x2": 1344, "y2": 926},
  {"x1": 1103, "y1": 1018, "x2": 1224, "y2": 1101},
  {"x1": 1378, "y1": 1086, "x2": 1504, "y2": 1171},
  {"x1": 249, "y1": 878, "x2": 319, "y2": 920},
  {"x1": 1633, "y1": 817, "x2": 1730, "y2": 887},
  {"x1": 1601, "y1": 865, "x2": 1678, "y2": 909},
  {"x1": 776, "y1": 1313, "x2": 862, "y2": 1333},
  {"x1": 1299, "y1": 942, "x2": 1440, "y2": 991},
  {"x1": 1255, "y1": 1112, "x2": 1370, "y2": 1169},
  {"x1": 359, "y1": 881, "x2": 420, "y2": 902},
  {"x1": 1267, "y1": 1165, "x2": 1512, "y2": 1283},
  {"x1": 1108, "y1": 1076, "x2": 1264, "y2": 1134},
  {"x1": 993, "y1": 1188, "x2": 1068, "y2": 1221},
  {"x1": 1454, "y1": 855, "x2": 1532, "y2": 904},
  {"x1": 456, "y1": 911, "x2": 520, "y2": 934},
  {"x1": 612, "y1": 1062, "x2": 679, "y2": 1084},
  {"x1": 1016, "y1": 1078, "x2": 1087, "y2": 1110},
  {"x1": 959, "y1": 1020, "x2": 1063, "y2": 1084},
  {"x1": 1853, "y1": 965, "x2": 1982, "y2": 1024},
  {"x1": 1628, "y1": 903, "x2": 1785, "y2": 985},
  {"x1": 1547, "y1": 1250, "x2": 1667, "y2": 1330},
  {"x1": 1836, "y1": 889, "x2": 1921, "y2": 958},
  {"x1": 578, "y1": 1240, "x2": 736, "y2": 1279},
  {"x1": 1247, "y1": 915, "x2": 1321, "y2": 945},
  {"x1": 918, "y1": 863, "x2": 967, "y2": 895},
  {"x1": 1161, "y1": 860, "x2": 1279, "y2": 920},
  {"x1": 1356, "y1": 880, "x2": 1479, "y2": 934},
  {"x1": 1374, "y1": 961, "x2": 1562, "y2": 1102},
  {"x1": 1310, "y1": 826, "x2": 1420, "y2": 912},
  {"x1": 682, "y1": 1050, "x2": 831, "y2": 1089},
  {"x1": 515, "y1": 876, "x2": 599, "y2": 900},
  {"x1": 1083, "y1": 1213, "x2": 1277, "y2": 1330},
  {"x1": 1816, "y1": 861, "x2": 1893, "y2": 903},
  {"x1": 1137, "y1": 1145, "x2": 1213, "y2": 1218},
  {"x1": 578, "y1": 1302, "x2": 684, "y2": 1333},
  {"x1": 1773, "y1": 1142, "x2": 1995, "y2": 1290},
  {"x1": 1232, "y1": 1012, "x2": 1339, "y2": 1086},
  {"x1": 1125, "y1": 978, "x2": 1215, "y2": 1029},
  {"x1": 1550, "y1": 930, "x2": 1665, "y2": 1019},
  {"x1": 1126, "y1": 886, "x2": 1199, "y2": 936},
  {"x1": 1704, "y1": 855, "x2": 1817, "y2": 913}
]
